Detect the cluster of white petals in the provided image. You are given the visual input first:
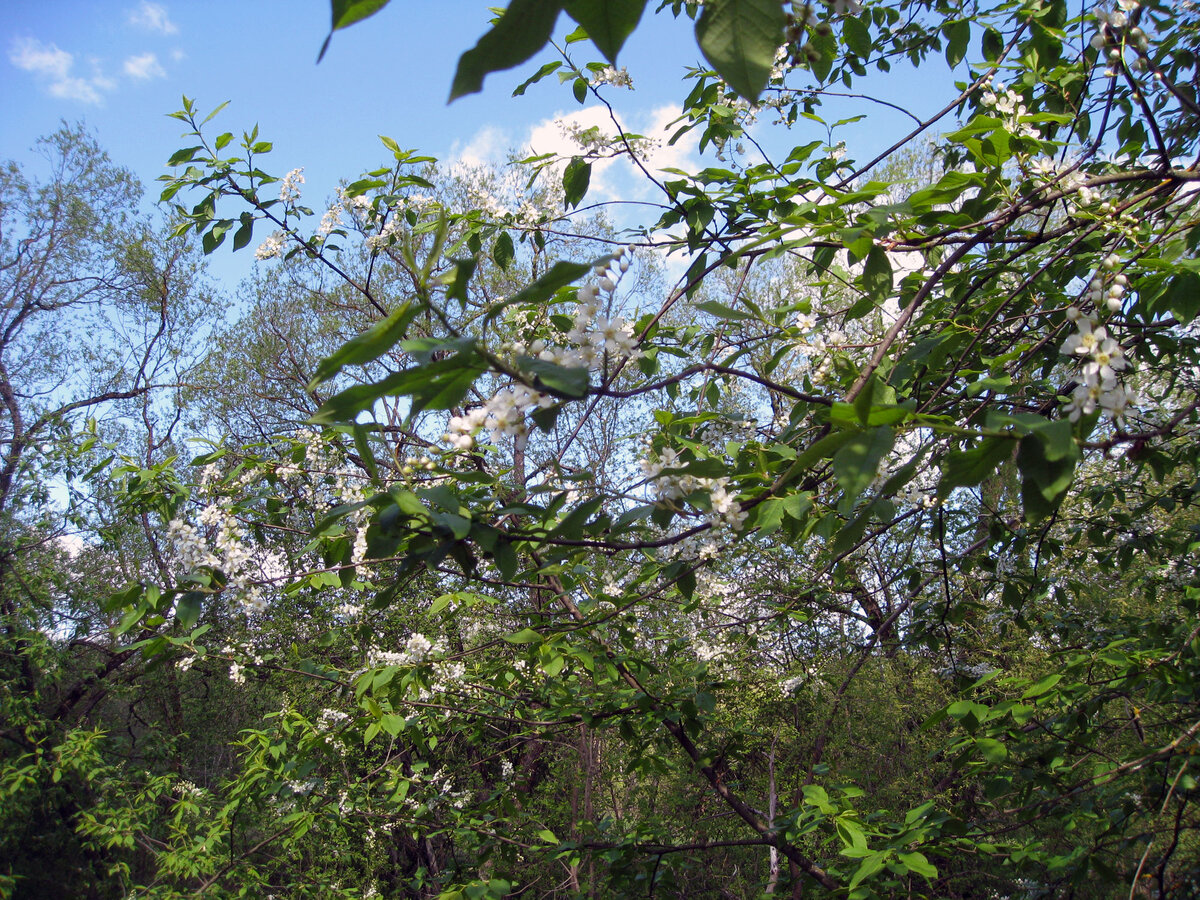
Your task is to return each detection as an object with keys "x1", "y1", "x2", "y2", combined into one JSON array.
[
  {"x1": 369, "y1": 632, "x2": 436, "y2": 668},
  {"x1": 640, "y1": 448, "x2": 747, "y2": 531},
  {"x1": 279, "y1": 167, "x2": 305, "y2": 203},
  {"x1": 980, "y1": 81, "x2": 1040, "y2": 139},
  {"x1": 1060, "y1": 271, "x2": 1137, "y2": 425},
  {"x1": 443, "y1": 248, "x2": 640, "y2": 451},
  {"x1": 254, "y1": 230, "x2": 286, "y2": 260},
  {"x1": 591, "y1": 66, "x2": 633, "y2": 89}
]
